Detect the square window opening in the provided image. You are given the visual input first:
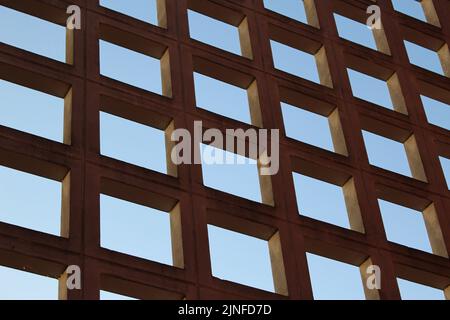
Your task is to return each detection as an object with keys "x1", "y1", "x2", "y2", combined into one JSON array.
[
  {"x1": 376, "y1": 185, "x2": 448, "y2": 257},
  {"x1": 421, "y1": 95, "x2": 450, "y2": 130},
  {"x1": 100, "y1": 194, "x2": 181, "y2": 266},
  {"x1": 100, "y1": 111, "x2": 173, "y2": 175},
  {"x1": 334, "y1": 13, "x2": 390, "y2": 54},
  {"x1": 362, "y1": 131, "x2": 411, "y2": 177},
  {"x1": 0, "y1": 5, "x2": 69, "y2": 63},
  {"x1": 100, "y1": 290, "x2": 137, "y2": 300},
  {"x1": 207, "y1": 224, "x2": 280, "y2": 293},
  {"x1": 0, "y1": 79, "x2": 69, "y2": 143},
  {"x1": 281, "y1": 102, "x2": 347, "y2": 154},
  {"x1": 188, "y1": 9, "x2": 252, "y2": 58},
  {"x1": 100, "y1": 274, "x2": 185, "y2": 299},
  {"x1": 334, "y1": 13, "x2": 376, "y2": 50},
  {"x1": 270, "y1": 40, "x2": 332, "y2": 87},
  {"x1": 99, "y1": 39, "x2": 171, "y2": 97},
  {"x1": 397, "y1": 278, "x2": 445, "y2": 300},
  {"x1": 99, "y1": 0, "x2": 166, "y2": 28},
  {"x1": 391, "y1": 0, "x2": 440, "y2": 26},
  {"x1": 347, "y1": 69, "x2": 406, "y2": 113},
  {"x1": 0, "y1": 265, "x2": 58, "y2": 300},
  {"x1": 292, "y1": 172, "x2": 363, "y2": 232},
  {"x1": 0, "y1": 165, "x2": 67, "y2": 237},
  {"x1": 200, "y1": 144, "x2": 272, "y2": 205},
  {"x1": 193, "y1": 72, "x2": 261, "y2": 126},
  {"x1": 263, "y1": 0, "x2": 319, "y2": 28},
  {"x1": 379, "y1": 199, "x2": 433, "y2": 253},
  {"x1": 306, "y1": 253, "x2": 366, "y2": 300},
  {"x1": 362, "y1": 130, "x2": 428, "y2": 181},
  {"x1": 404, "y1": 40, "x2": 446, "y2": 76},
  {"x1": 439, "y1": 156, "x2": 450, "y2": 189}
]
